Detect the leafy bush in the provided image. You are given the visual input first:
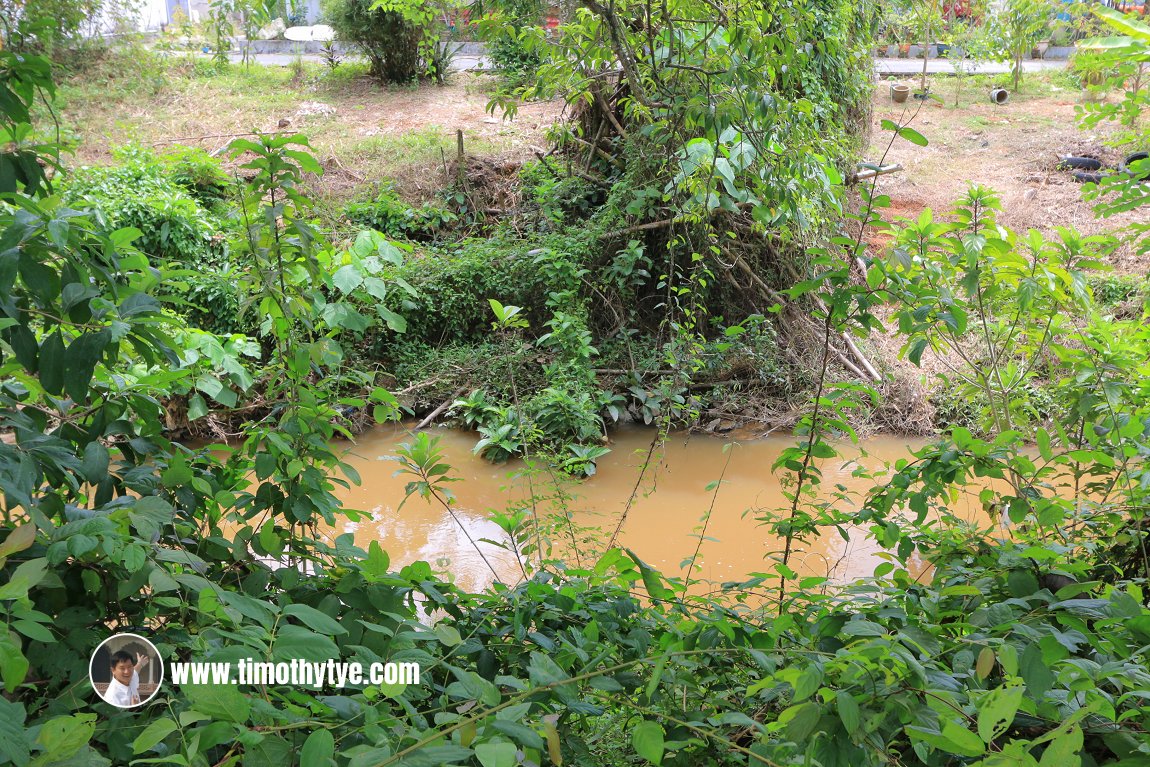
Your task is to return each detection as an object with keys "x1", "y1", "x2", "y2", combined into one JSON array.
[
  {"x1": 1087, "y1": 272, "x2": 1147, "y2": 306},
  {"x1": 476, "y1": 0, "x2": 544, "y2": 88},
  {"x1": 524, "y1": 385, "x2": 603, "y2": 444},
  {"x1": 473, "y1": 405, "x2": 524, "y2": 462},
  {"x1": 449, "y1": 388, "x2": 500, "y2": 430},
  {"x1": 159, "y1": 145, "x2": 235, "y2": 206},
  {"x1": 1075, "y1": 8, "x2": 1150, "y2": 254},
  {"x1": 62, "y1": 157, "x2": 222, "y2": 265},
  {"x1": 388, "y1": 235, "x2": 564, "y2": 343},
  {"x1": 343, "y1": 187, "x2": 457, "y2": 240},
  {"x1": 323, "y1": 0, "x2": 426, "y2": 83}
]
